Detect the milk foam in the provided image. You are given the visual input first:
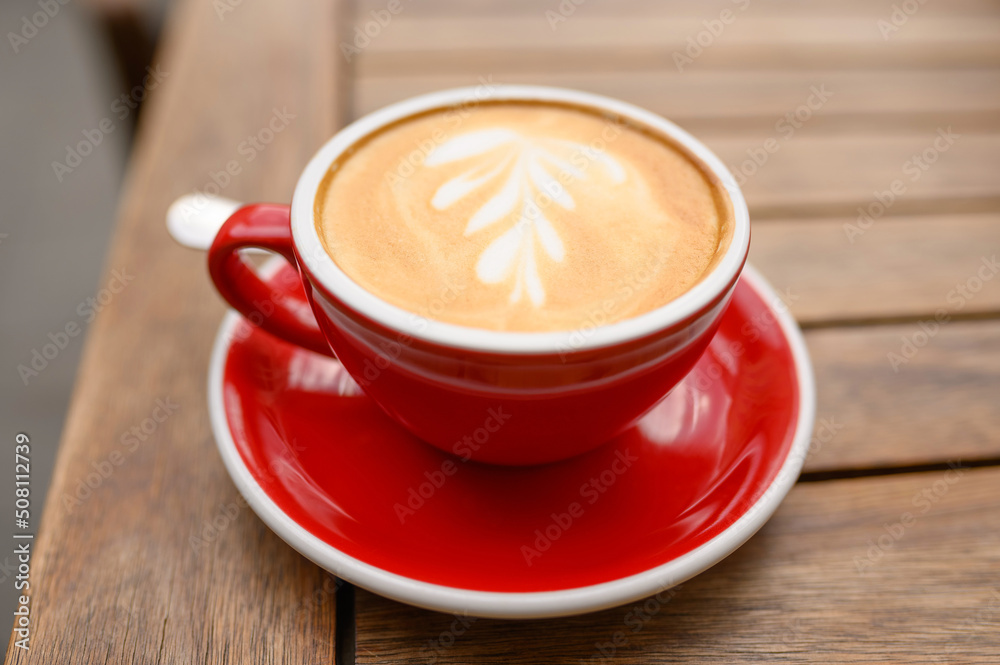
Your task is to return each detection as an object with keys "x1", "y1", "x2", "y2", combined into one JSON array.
[{"x1": 315, "y1": 102, "x2": 732, "y2": 332}]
